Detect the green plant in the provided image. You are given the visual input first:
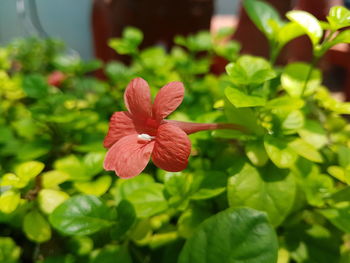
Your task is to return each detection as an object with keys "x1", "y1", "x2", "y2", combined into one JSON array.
[{"x1": 0, "y1": 2, "x2": 350, "y2": 262}]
